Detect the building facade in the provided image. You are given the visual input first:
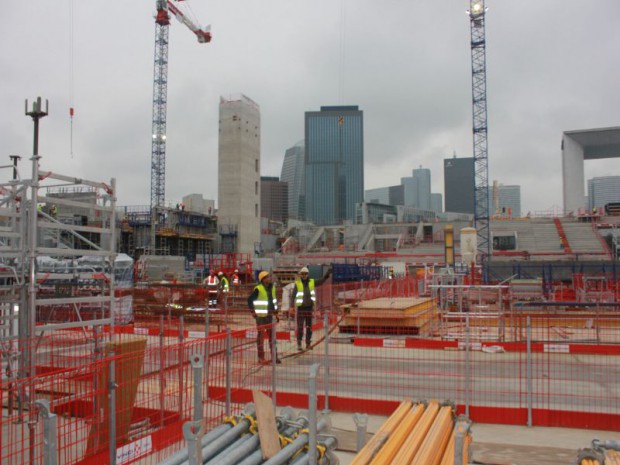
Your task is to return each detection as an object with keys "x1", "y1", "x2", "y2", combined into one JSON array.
[
  {"x1": 260, "y1": 176, "x2": 288, "y2": 224},
  {"x1": 304, "y1": 106, "x2": 364, "y2": 225},
  {"x1": 444, "y1": 157, "x2": 475, "y2": 214},
  {"x1": 217, "y1": 94, "x2": 261, "y2": 255},
  {"x1": 430, "y1": 193, "x2": 443, "y2": 214},
  {"x1": 588, "y1": 176, "x2": 620, "y2": 210},
  {"x1": 489, "y1": 183, "x2": 521, "y2": 217},
  {"x1": 280, "y1": 140, "x2": 305, "y2": 220}
]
